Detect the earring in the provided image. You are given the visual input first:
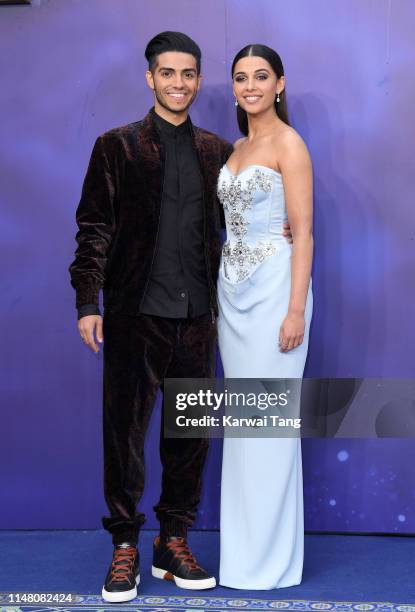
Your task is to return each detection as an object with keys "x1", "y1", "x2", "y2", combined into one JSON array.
[
  {"x1": 235, "y1": 99, "x2": 238, "y2": 107},
  {"x1": 276, "y1": 92, "x2": 280, "y2": 103}
]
